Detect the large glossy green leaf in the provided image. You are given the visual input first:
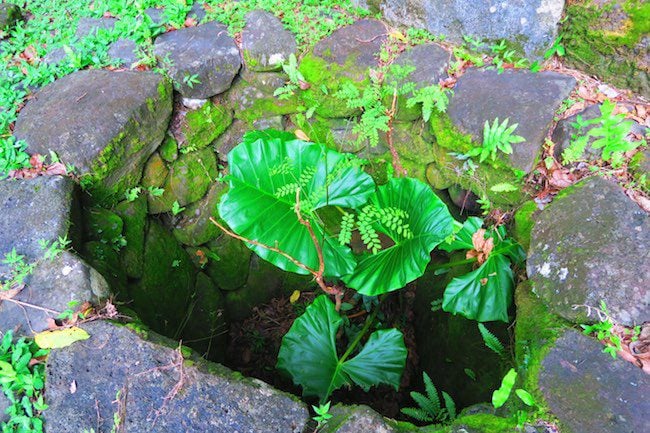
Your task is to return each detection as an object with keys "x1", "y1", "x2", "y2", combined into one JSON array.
[
  {"x1": 442, "y1": 254, "x2": 514, "y2": 322},
  {"x1": 276, "y1": 295, "x2": 406, "y2": 401},
  {"x1": 218, "y1": 130, "x2": 375, "y2": 277},
  {"x1": 439, "y1": 217, "x2": 483, "y2": 252},
  {"x1": 343, "y1": 178, "x2": 455, "y2": 295}
]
